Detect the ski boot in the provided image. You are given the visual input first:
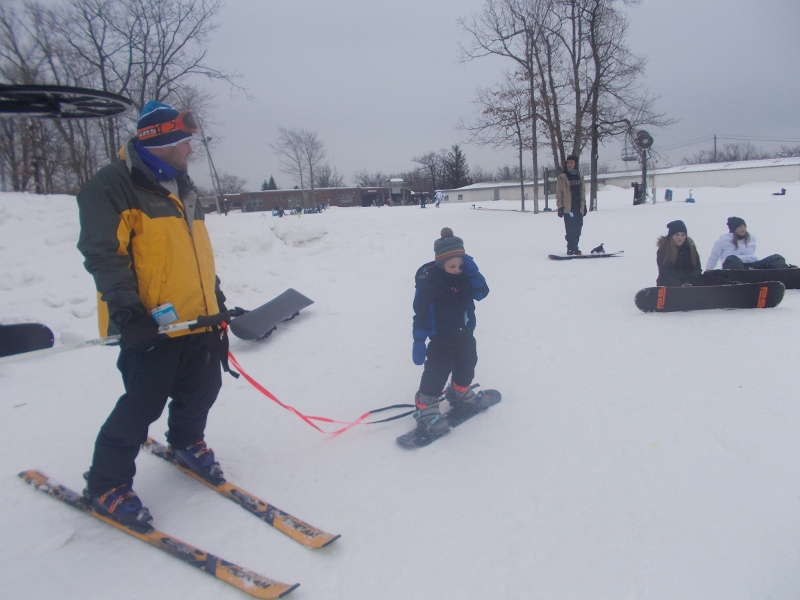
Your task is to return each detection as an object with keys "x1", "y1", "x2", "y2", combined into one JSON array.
[
  {"x1": 83, "y1": 475, "x2": 153, "y2": 532},
  {"x1": 413, "y1": 392, "x2": 451, "y2": 437},
  {"x1": 171, "y1": 440, "x2": 225, "y2": 486},
  {"x1": 445, "y1": 382, "x2": 493, "y2": 413}
]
